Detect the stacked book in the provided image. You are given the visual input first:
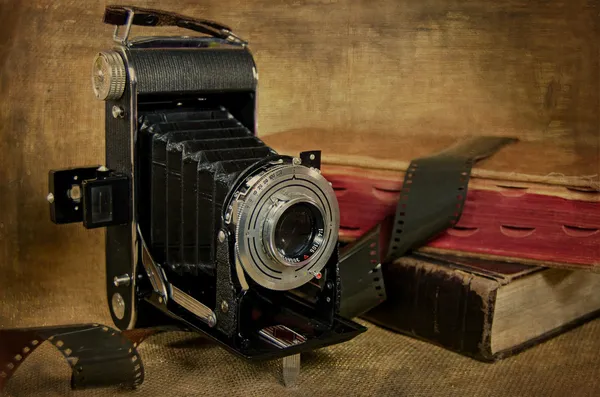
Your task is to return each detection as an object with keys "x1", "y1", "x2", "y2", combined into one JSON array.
[{"x1": 263, "y1": 130, "x2": 600, "y2": 360}]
